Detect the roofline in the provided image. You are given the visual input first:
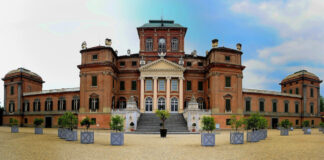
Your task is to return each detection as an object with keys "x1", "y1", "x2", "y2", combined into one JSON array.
[
  {"x1": 2, "y1": 74, "x2": 44, "y2": 83},
  {"x1": 23, "y1": 87, "x2": 80, "y2": 96},
  {"x1": 207, "y1": 47, "x2": 243, "y2": 58},
  {"x1": 243, "y1": 88, "x2": 302, "y2": 98},
  {"x1": 80, "y1": 46, "x2": 118, "y2": 58},
  {"x1": 136, "y1": 27, "x2": 187, "y2": 37},
  {"x1": 280, "y1": 76, "x2": 323, "y2": 85}
]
